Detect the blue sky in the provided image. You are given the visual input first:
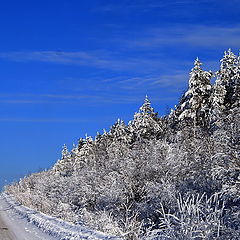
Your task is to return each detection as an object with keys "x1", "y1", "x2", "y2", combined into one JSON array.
[{"x1": 0, "y1": 0, "x2": 240, "y2": 189}]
